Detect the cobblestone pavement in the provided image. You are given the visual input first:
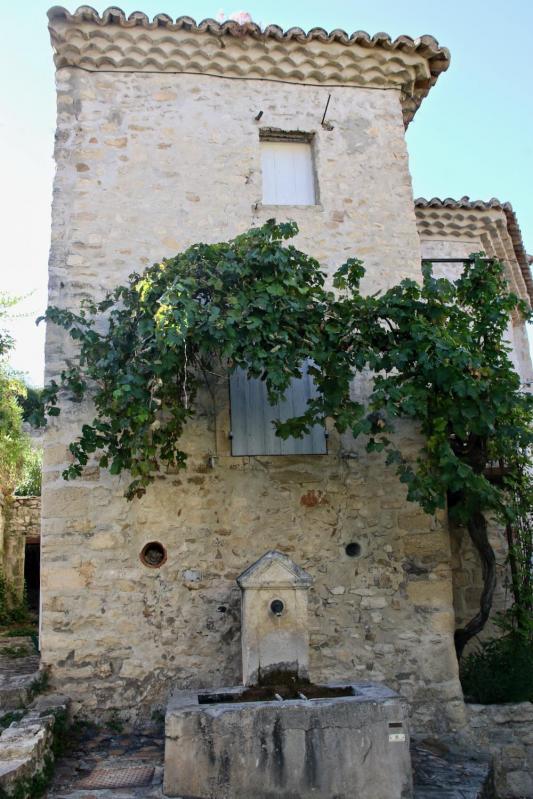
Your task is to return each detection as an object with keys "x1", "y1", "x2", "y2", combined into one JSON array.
[
  {"x1": 0, "y1": 635, "x2": 41, "y2": 711},
  {"x1": 0, "y1": 636, "x2": 40, "y2": 677},
  {"x1": 47, "y1": 728, "x2": 494, "y2": 799},
  {"x1": 46, "y1": 728, "x2": 165, "y2": 799},
  {"x1": 412, "y1": 739, "x2": 493, "y2": 799}
]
